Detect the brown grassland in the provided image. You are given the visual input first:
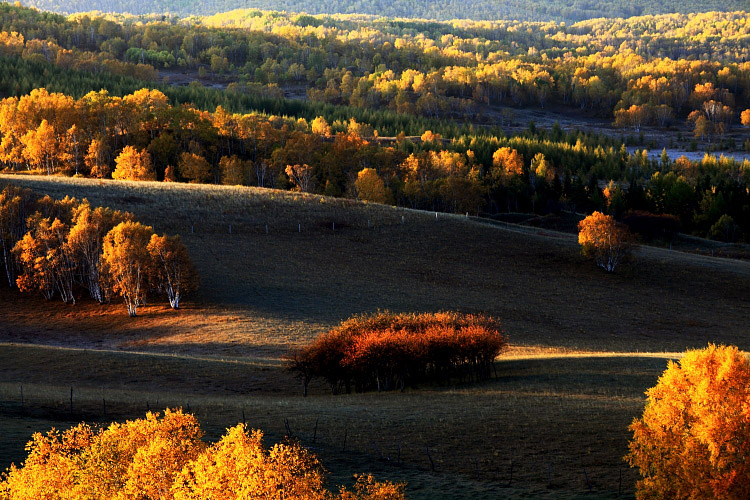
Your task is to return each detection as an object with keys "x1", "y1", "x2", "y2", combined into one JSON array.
[{"x1": 1, "y1": 173, "x2": 749, "y2": 499}]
